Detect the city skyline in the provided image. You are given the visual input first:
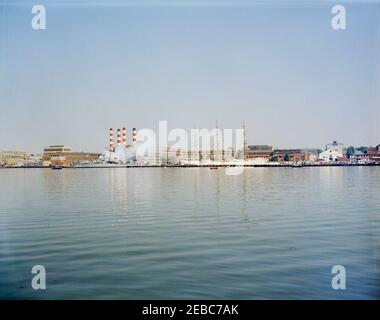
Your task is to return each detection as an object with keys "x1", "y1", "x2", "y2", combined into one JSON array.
[{"x1": 0, "y1": 0, "x2": 379, "y2": 153}]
